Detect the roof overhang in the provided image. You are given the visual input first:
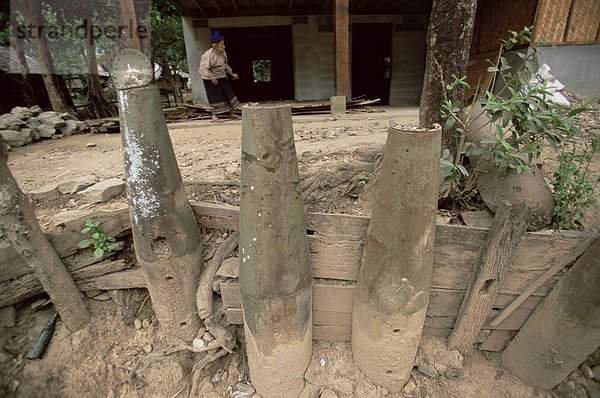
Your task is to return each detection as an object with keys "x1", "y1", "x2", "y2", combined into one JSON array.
[{"x1": 171, "y1": 0, "x2": 432, "y2": 18}]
